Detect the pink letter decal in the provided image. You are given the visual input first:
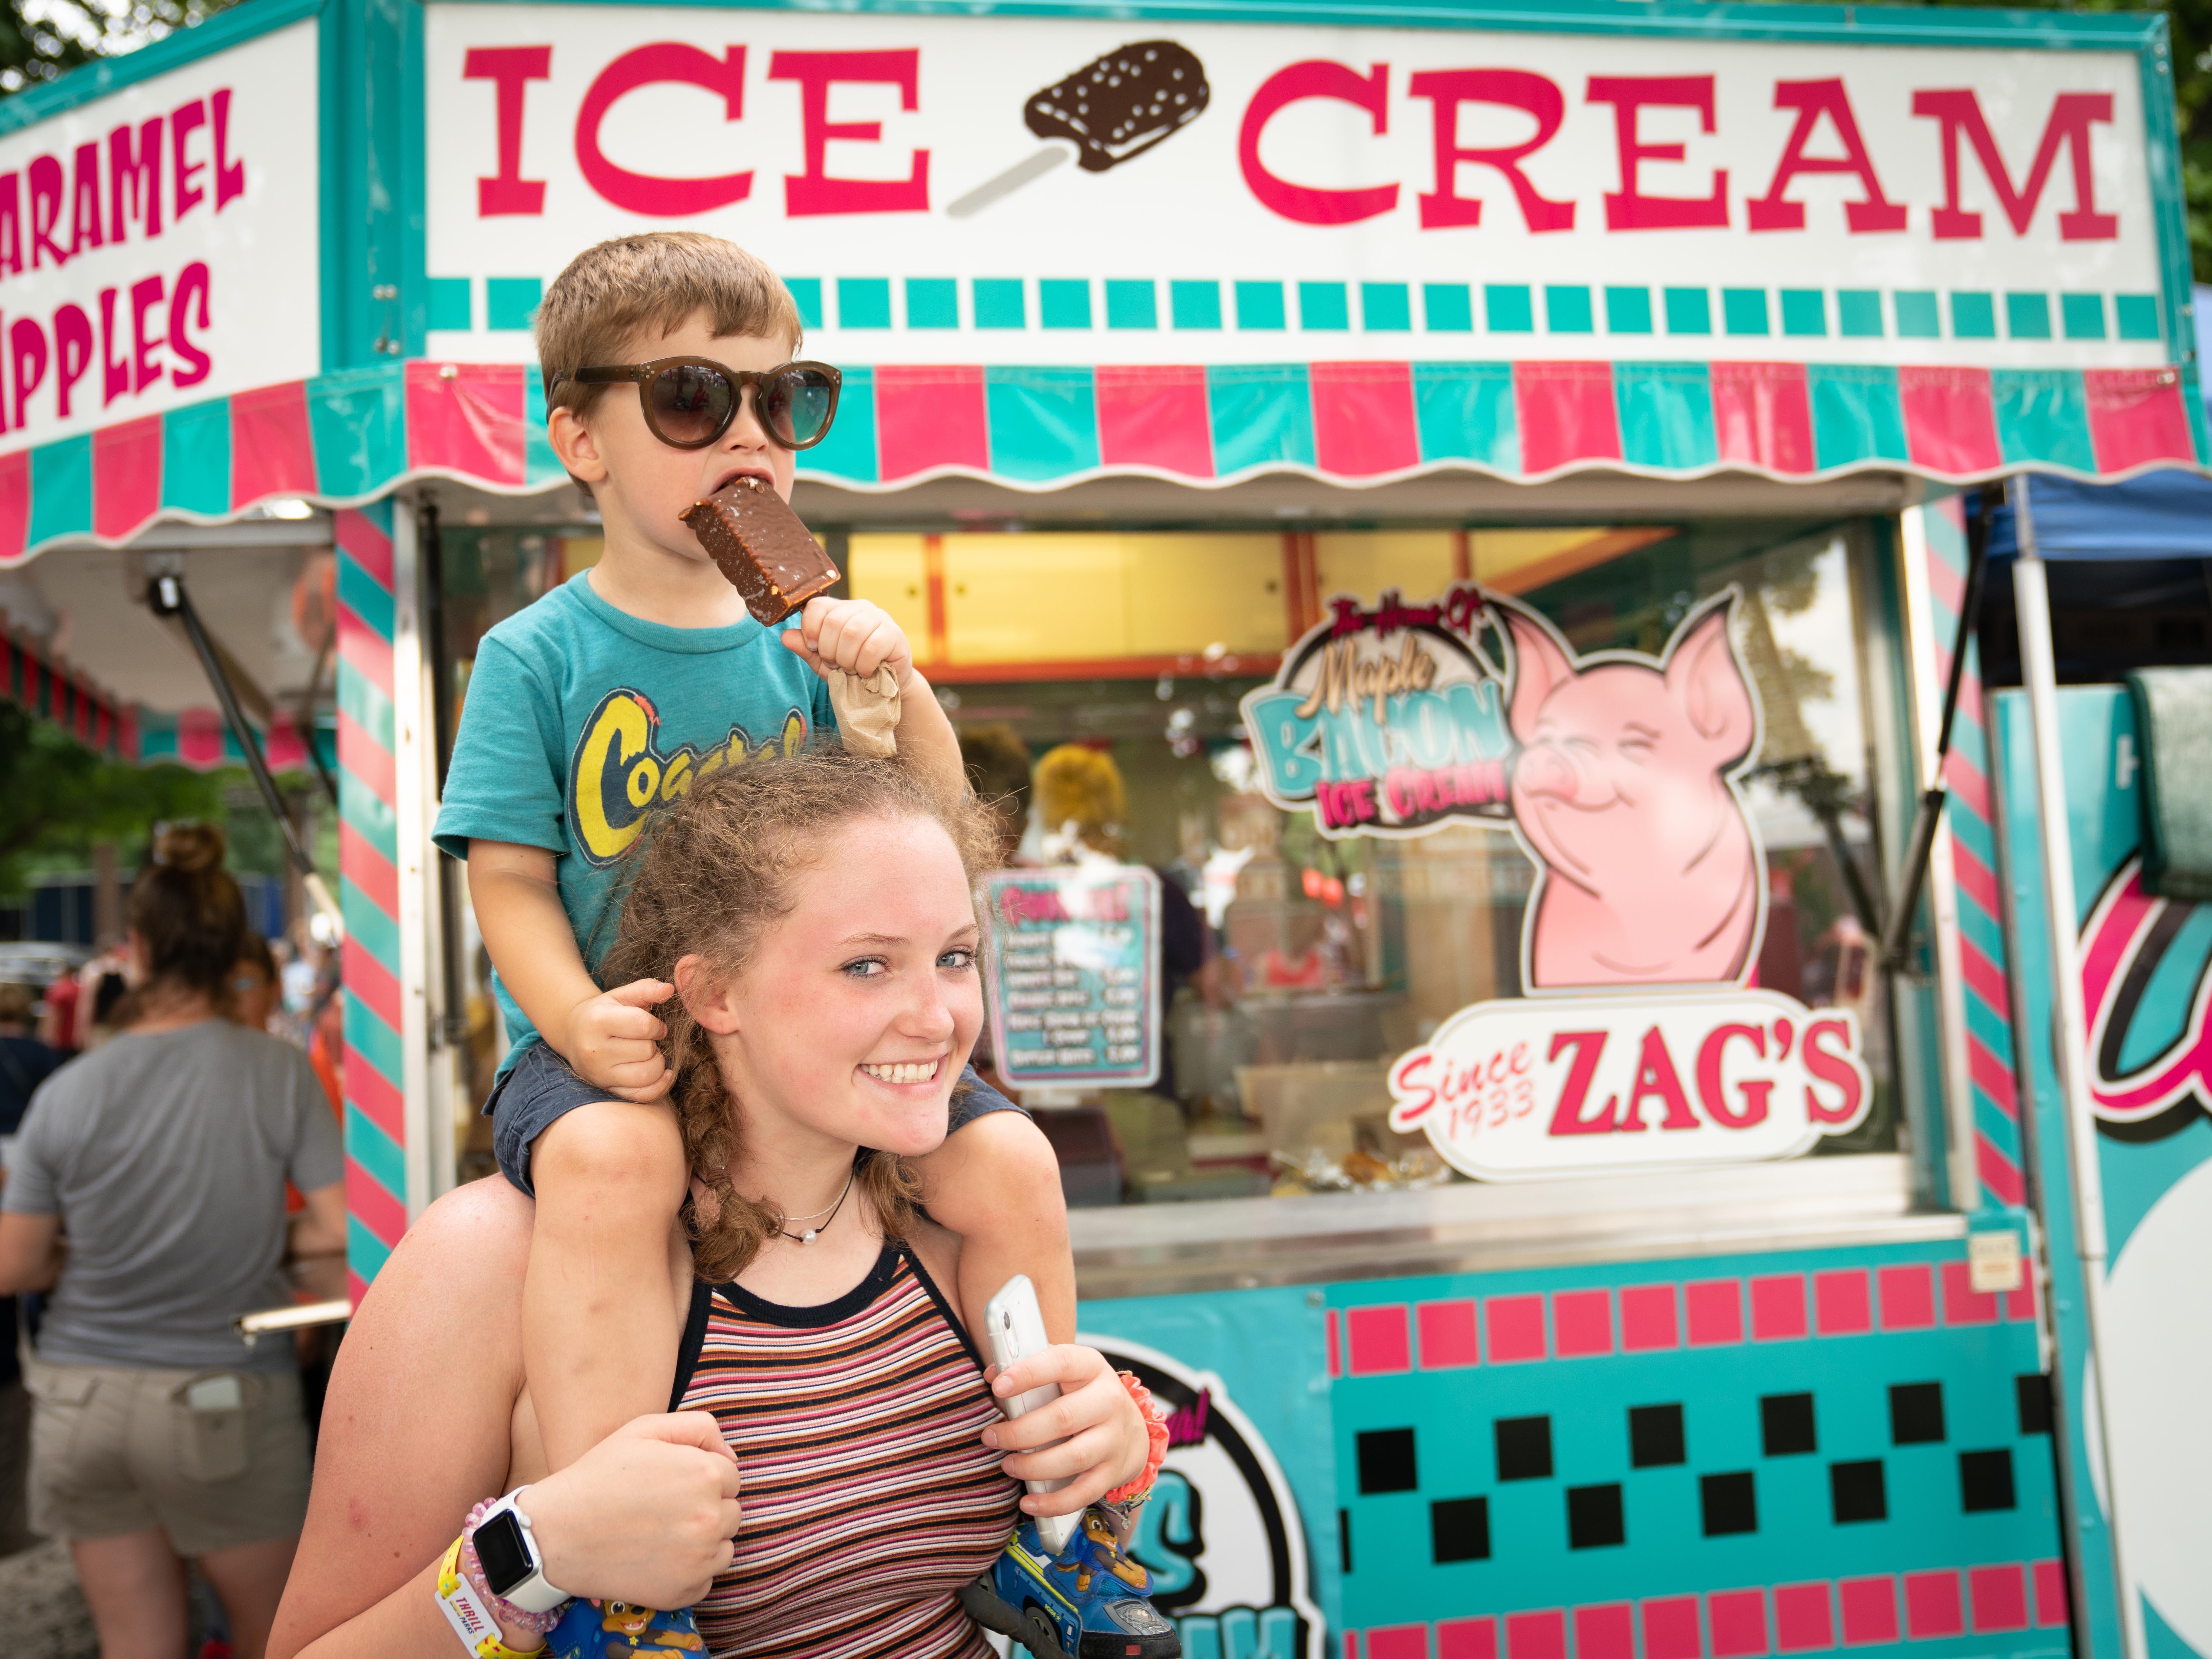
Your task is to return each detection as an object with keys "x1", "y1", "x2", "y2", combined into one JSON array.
[
  {"x1": 1802, "y1": 1018, "x2": 1863, "y2": 1124},
  {"x1": 1586, "y1": 76, "x2": 1729, "y2": 230},
  {"x1": 1619, "y1": 1025, "x2": 1700, "y2": 1132},
  {"x1": 210, "y1": 90, "x2": 245, "y2": 211},
  {"x1": 52, "y1": 302, "x2": 92, "y2": 418},
  {"x1": 576, "y1": 44, "x2": 753, "y2": 217},
  {"x1": 172, "y1": 99, "x2": 207, "y2": 221},
  {"x1": 1239, "y1": 61, "x2": 1399, "y2": 226},
  {"x1": 464, "y1": 46, "x2": 553, "y2": 216},
  {"x1": 1697, "y1": 1024, "x2": 1773, "y2": 1129},
  {"x1": 1748, "y1": 80, "x2": 1906, "y2": 233},
  {"x1": 10, "y1": 315, "x2": 46, "y2": 431},
  {"x1": 1545, "y1": 1029, "x2": 1616, "y2": 1135},
  {"x1": 1911, "y1": 89, "x2": 2116, "y2": 240},
  {"x1": 170, "y1": 262, "x2": 211, "y2": 388},
  {"x1": 768, "y1": 50, "x2": 929, "y2": 216},
  {"x1": 1406, "y1": 70, "x2": 1575, "y2": 233}
]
